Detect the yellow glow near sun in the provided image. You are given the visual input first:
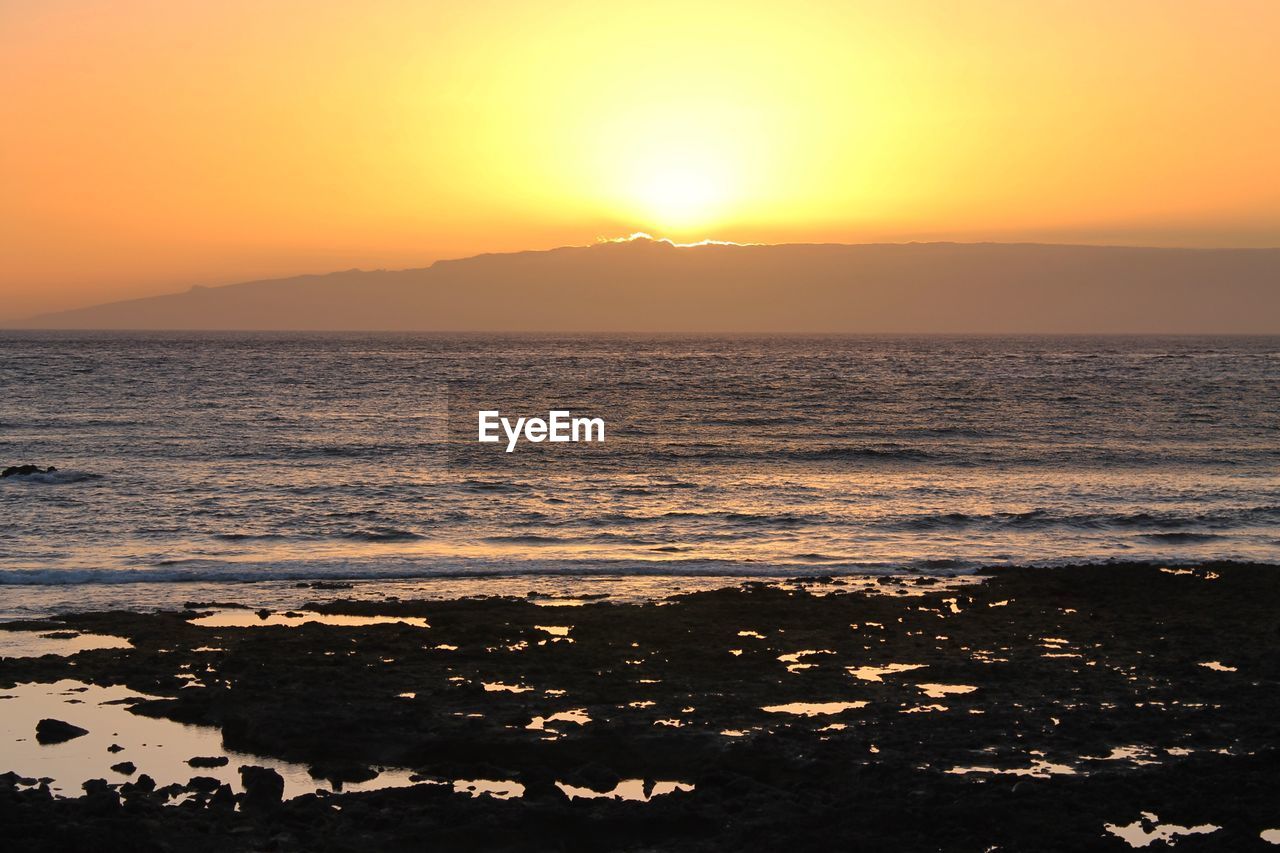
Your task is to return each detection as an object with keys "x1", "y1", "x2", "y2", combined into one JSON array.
[
  {"x1": 586, "y1": 99, "x2": 751, "y2": 234},
  {"x1": 632, "y1": 158, "x2": 727, "y2": 230},
  {"x1": 5, "y1": 0, "x2": 1280, "y2": 313}
]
